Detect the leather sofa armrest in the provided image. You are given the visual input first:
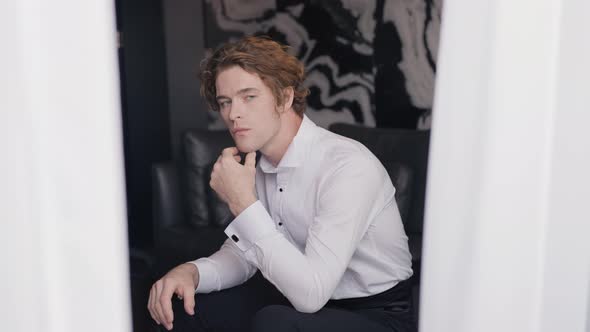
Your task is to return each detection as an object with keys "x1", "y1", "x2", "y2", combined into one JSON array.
[{"x1": 151, "y1": 162, "x2": 184, "y2": 239}]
